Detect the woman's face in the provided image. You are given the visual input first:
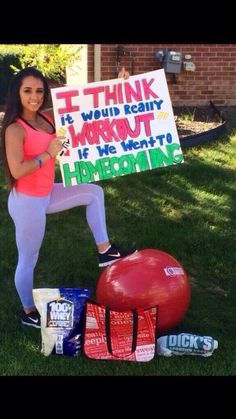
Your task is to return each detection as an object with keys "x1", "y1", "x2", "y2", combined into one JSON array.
[{"x1": 19, "y1": 76, "x2": 44, "y2": 113}]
